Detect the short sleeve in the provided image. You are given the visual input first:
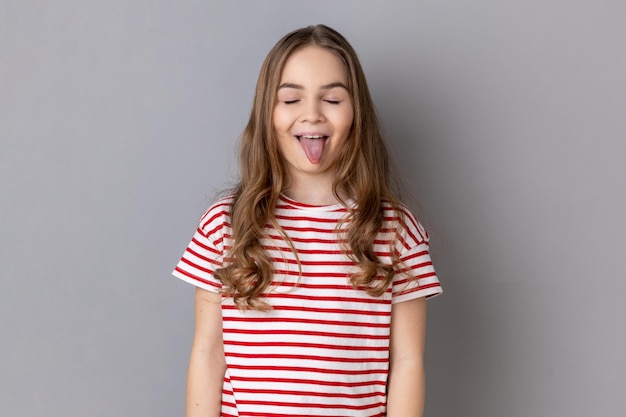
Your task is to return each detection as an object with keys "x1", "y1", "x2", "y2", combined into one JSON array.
[
  {"x1": 172, "y1": 200, "x2": 232, "y2": 293},
  {"x1": 391, "y1": 207, "x2": 442, "y2": 304}
]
